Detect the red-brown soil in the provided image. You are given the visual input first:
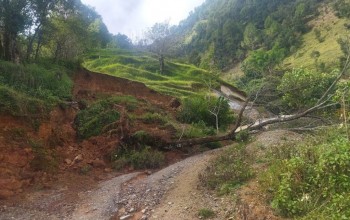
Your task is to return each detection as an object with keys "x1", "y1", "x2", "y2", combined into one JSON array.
[{"x1": 0, "y1": 68, "x2": 182, "y2": 201}]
